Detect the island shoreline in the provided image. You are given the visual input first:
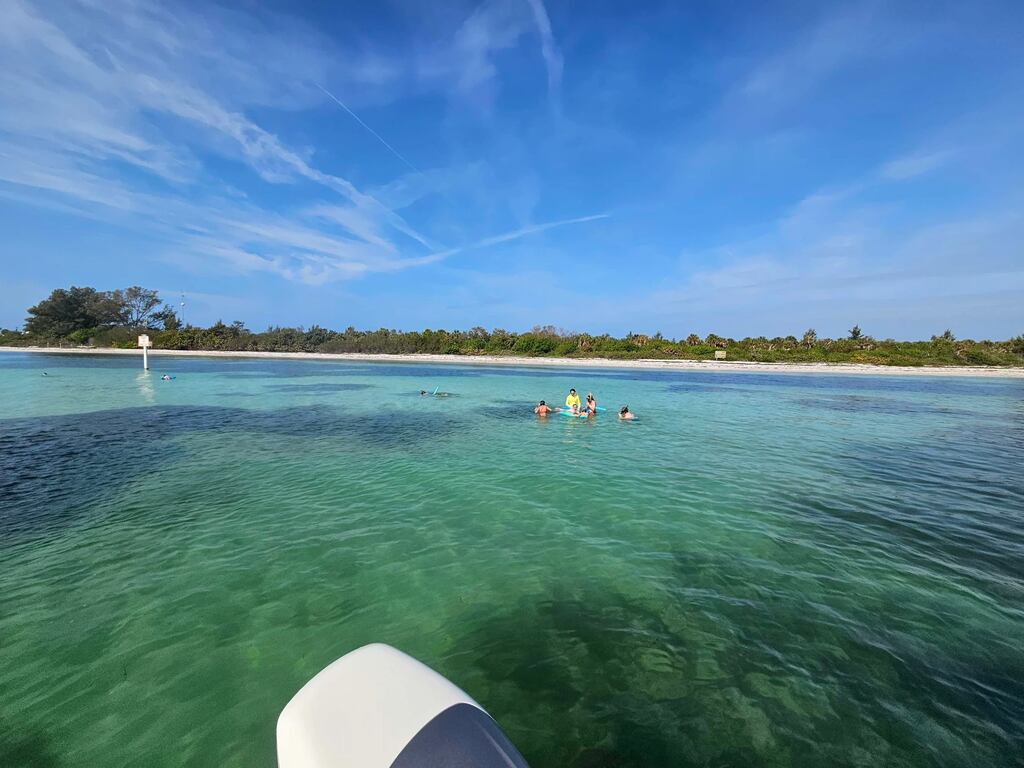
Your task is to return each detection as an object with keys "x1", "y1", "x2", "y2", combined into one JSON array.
[{"x1": 4, "y1": 345, "x2": 1024, "y2": 378}]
